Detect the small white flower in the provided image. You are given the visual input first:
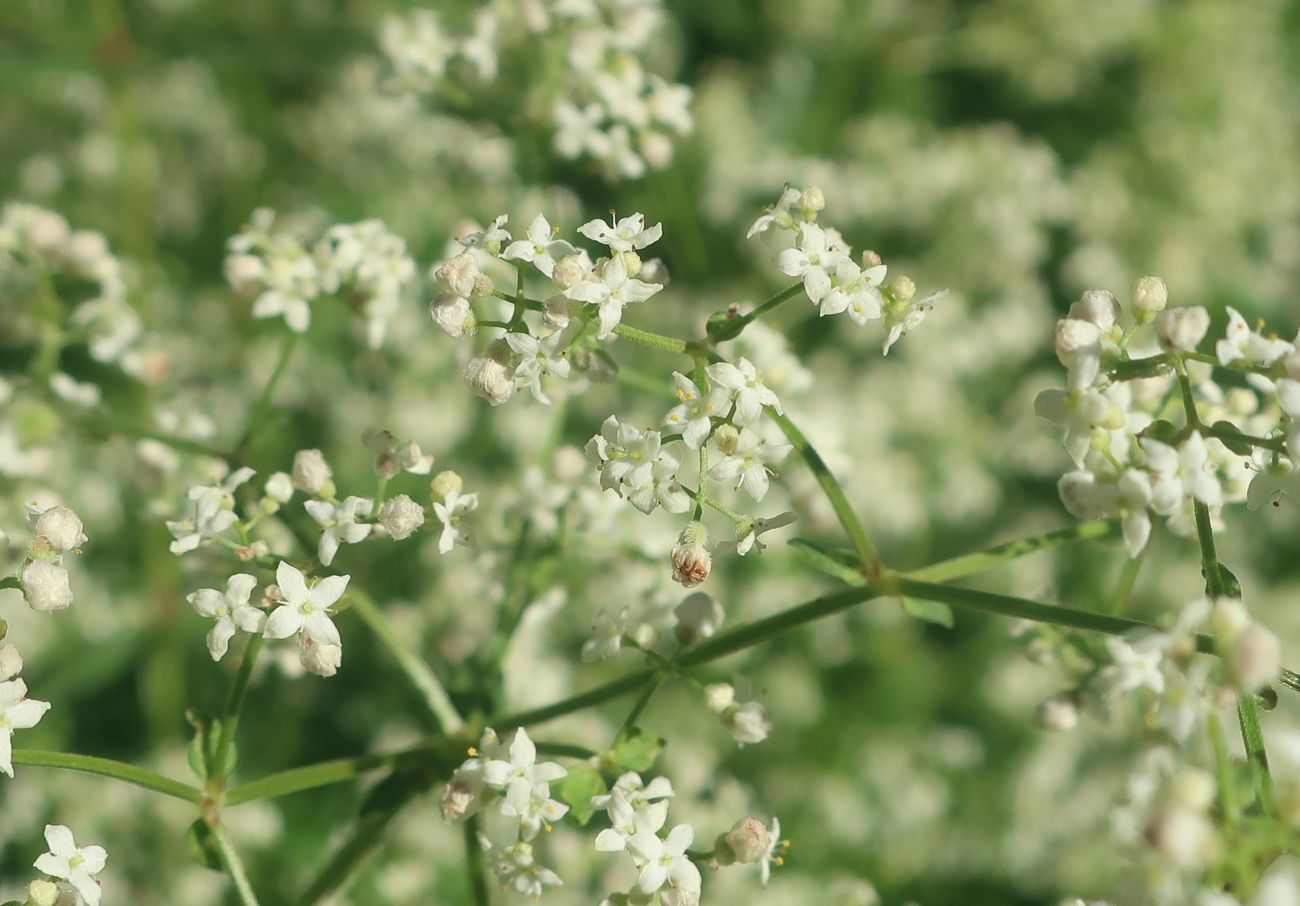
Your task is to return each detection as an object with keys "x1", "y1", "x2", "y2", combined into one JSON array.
[
  {"x1": 724, "y1": 699, "x2": 773, "y2": 745},
  {"x1": 735, "y1": 512, "x2": 796, "y2": 555},
  {"x1": 167, "y1": 467, "x2": 256, "y2": 554},
  {"x1": 747, "y1": 186, "x2": 803, "y2": 238},
  {"x1": 482, "y1": 729, "x2": 567, "y2": 809},
  {"x1": 582, "y1": 607, "x2": 627, "y2": 662},
  {"x1": 433, "y1": 488, "x2": 479, "y2": 554},
  {"x1": 821, "y1": 257, "x2": 887, "y2": 323},
  {"x1": 305, "y1": 495, "x2": 374, "y2": 566},
  {"x1": 776, "y1": 223, "x2": 843, "y2": 303},
  {"x1": 464, "y1": 354, "x2": 517, "y2": 406},
  {"x1": 1100, "y1": 636, "x2": 1165, "y2": 696},
  {"x1": 1141, "y1": 432, "x2": 1223, "y2": 512},
  {"x1": 578, "y1": 213, "x2": 663, "y2": 252},
  {"x1": 458, "y1": 215, "x2": 511, "y2": 254},
  {"x1": 882, "y1": 289, "x2": 946, "y2": 355},
  {"x1": 20, "y1": 560, "x2": 74, "y2": 613},
  {"x1": 566, "y1": 253, "x2": 662, "y2": 338},
  {"x1": 506, "y1": 331, "x2": 571, "y2": 405},
  {"x1": 758, "y1": 816, "x2": 783, "y2": 885},
  {"x1": 1216, "y1": 307, "x2": 1294, "y2": 366},
  {"x1": 595, "y1": 789, "x2": 669, "y2": 853},
  {"x1": 0, "y1": 676, "x2": 51, "y2": 777},
  {"x1": 187, "y1": 573, "x2": 266, "y2": 661},
  {"x1": 33, "y1": 825, "x2": 107, "y2": 906},
  {"x1": 263, "y1": 561, "x2": 348, "y2": 648},
  {"x1": 628, "y1": 824, "x2": 701, "y2": 894},
  {"x1": 709, "y1": 425, "x2": 791, "y2": 502},
  {"x1": 292, "y1": 449, "x2": 333, "y2": 495},
  {"x1": 663, "y1": 372, "x2": 728, "y2": 449},
  {"x1": 1156, "y1": 306, "x2": 1210, "y2": 352},
  {"x1": 705, "y1": 357, "x2": 782, "y2": 427},
  {"x1": 502, "y1": 214, "x2": 576, "y2": 278}
]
